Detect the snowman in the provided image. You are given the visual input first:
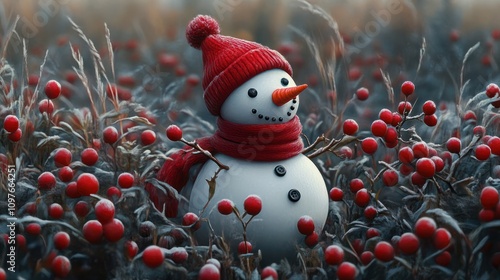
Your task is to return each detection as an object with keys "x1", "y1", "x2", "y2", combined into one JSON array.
[{"x1": 153, "y1": 15, "x2": 329, "y2": 263}]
